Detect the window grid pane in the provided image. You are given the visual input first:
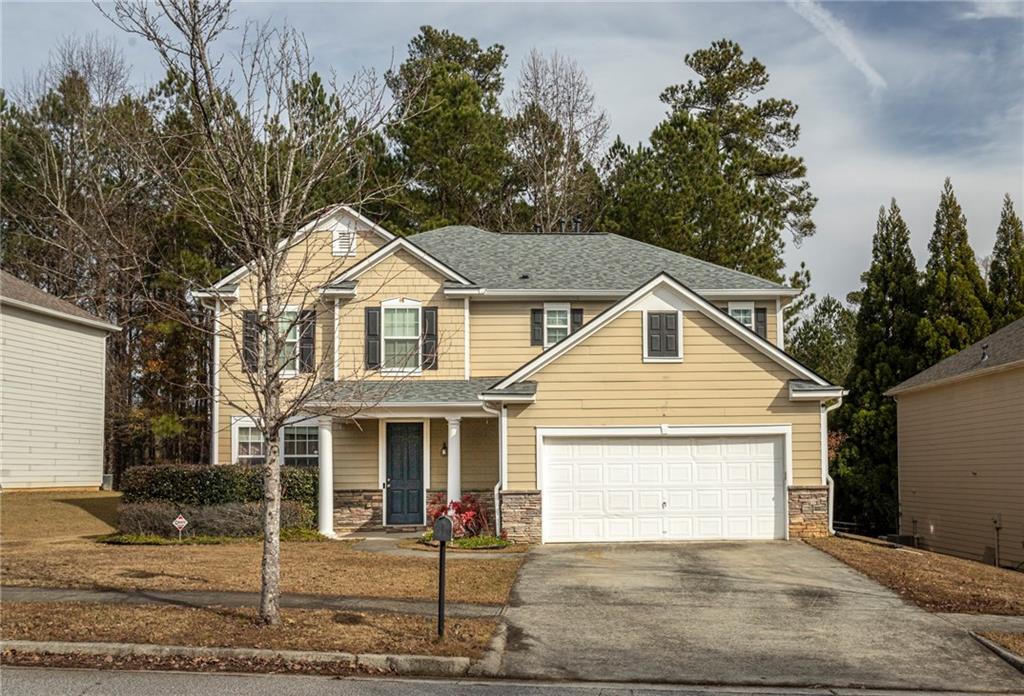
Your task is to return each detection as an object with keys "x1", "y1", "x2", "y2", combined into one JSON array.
[
  {"x1": 383, "y1": 307, "x2": 419, "y2": 338},
  {"x1": 384, "y1": 338, "x2": 419, "y2": 368},
  {"x1": 731, "y1": 308, "x2": 753, "y2": 329},
  {"x1": 284, "y1": 426, "x2": 319, "y2": 467}
]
